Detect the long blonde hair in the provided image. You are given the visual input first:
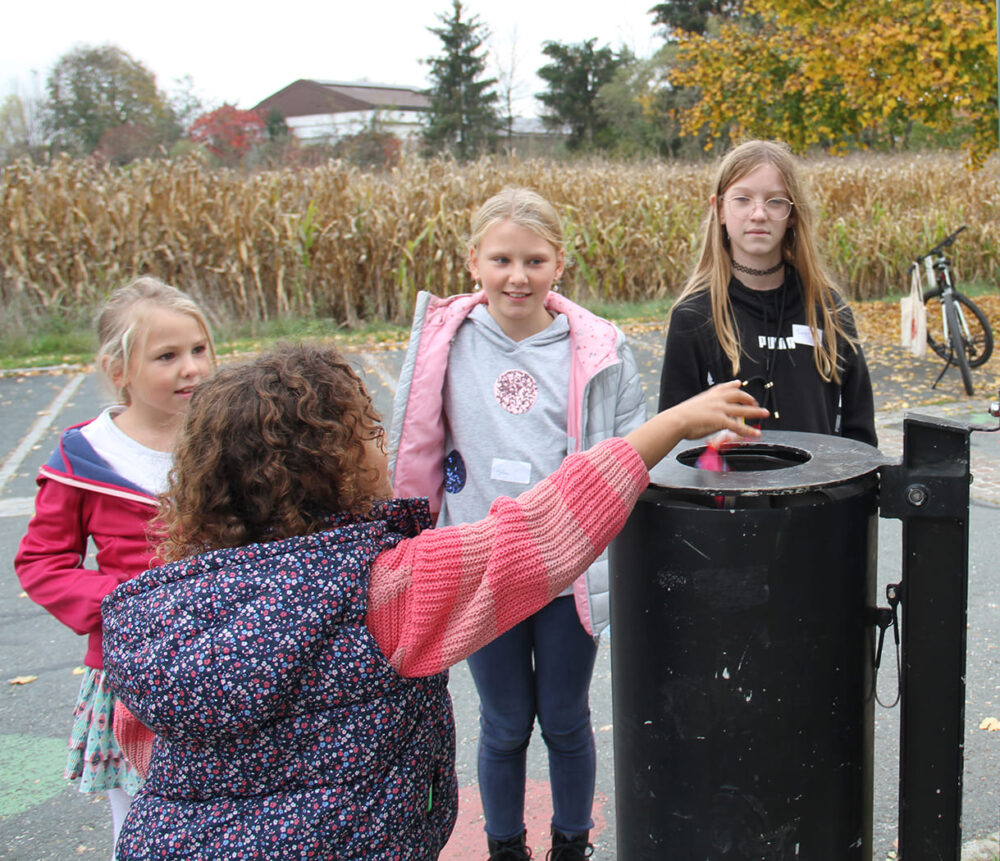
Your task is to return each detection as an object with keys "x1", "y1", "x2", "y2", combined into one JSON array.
[{"x1": 675, "y1": 140, "x2": 856, "y2": 382}]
